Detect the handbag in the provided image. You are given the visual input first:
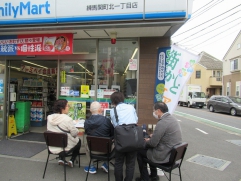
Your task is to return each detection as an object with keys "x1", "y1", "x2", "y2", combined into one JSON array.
[{"x1": 114, "y1": 107, "x2": 144, "y2": 152}]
